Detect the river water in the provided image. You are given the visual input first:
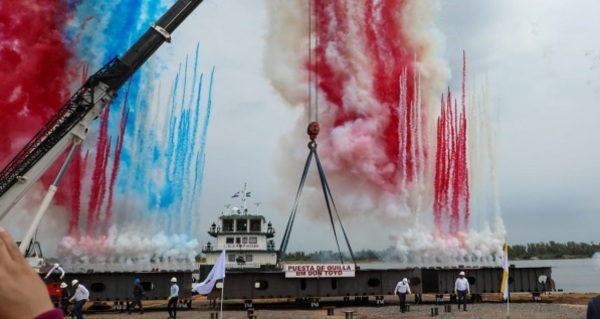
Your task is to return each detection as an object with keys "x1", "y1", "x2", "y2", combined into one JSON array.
[{"x1": 513, "y1": 258, "x2": 600, "y2": 293}]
